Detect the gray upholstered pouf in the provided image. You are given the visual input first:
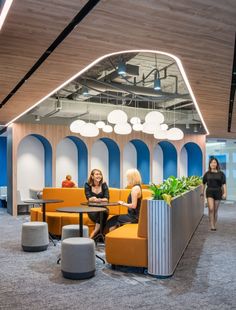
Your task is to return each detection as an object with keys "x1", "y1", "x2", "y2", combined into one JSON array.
[
  {"x1": 61, "y1": 237, "x2": 95, "y2": 280},
  {"x1": 21, "y1": 222, "x2": 49, "y2": 252},
  {"x1": 61, "y1": 224, "x2": 89, "y2": 240}
]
